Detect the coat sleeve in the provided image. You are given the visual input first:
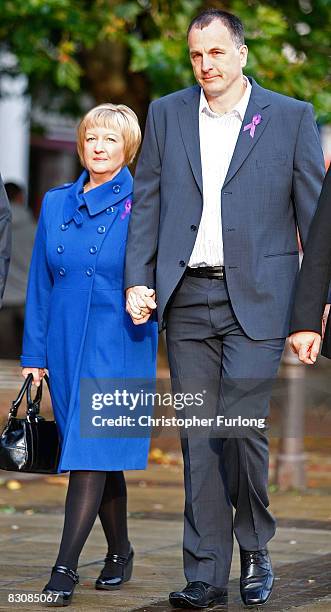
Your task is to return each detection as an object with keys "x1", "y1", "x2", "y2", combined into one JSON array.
[
  {"x1": 0, "y1": 174, "x2": 11, "y2": 305},
  {"x1": 290, "y1": 165, "x2": 331, "y2": 335},
  {"x1": 124, "y1": 102, "x2": 161, "y2": 290},
  {"x1": 20, "y1": 193, "x2": 53, "y2": 367},
  {"x1": 291, "y1": 103, "x2": 326, "y2": 249}
]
